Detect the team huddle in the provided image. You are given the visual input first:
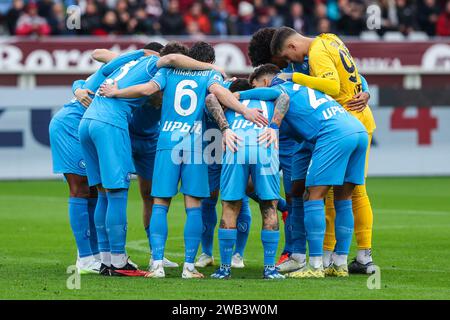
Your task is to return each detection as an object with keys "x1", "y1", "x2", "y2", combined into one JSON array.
[{"x1": 49, "y1": 26, "x2": 377, "y2": 280}]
